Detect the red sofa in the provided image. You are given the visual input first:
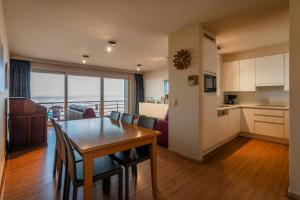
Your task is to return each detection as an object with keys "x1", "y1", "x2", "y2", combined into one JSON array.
[{"x1": 156, "y1": 111, "x2": 168, "y2": 147}]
